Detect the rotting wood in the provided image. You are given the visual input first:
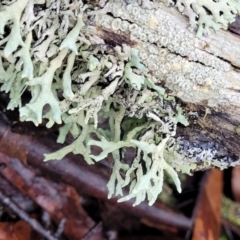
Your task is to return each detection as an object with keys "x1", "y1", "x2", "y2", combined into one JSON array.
[
  {"x1": 177, "y1": 104, "x2": 240, "y2": 163},
  {"x1": 96, "y1": 27, "x2": 137, "y2": 47},
  {"x1": 89, "y1": 1, "x2": 240, "y2": 109},
  {"x1": 82, "y1": 0, "x2": 240, "y2": 165}
]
